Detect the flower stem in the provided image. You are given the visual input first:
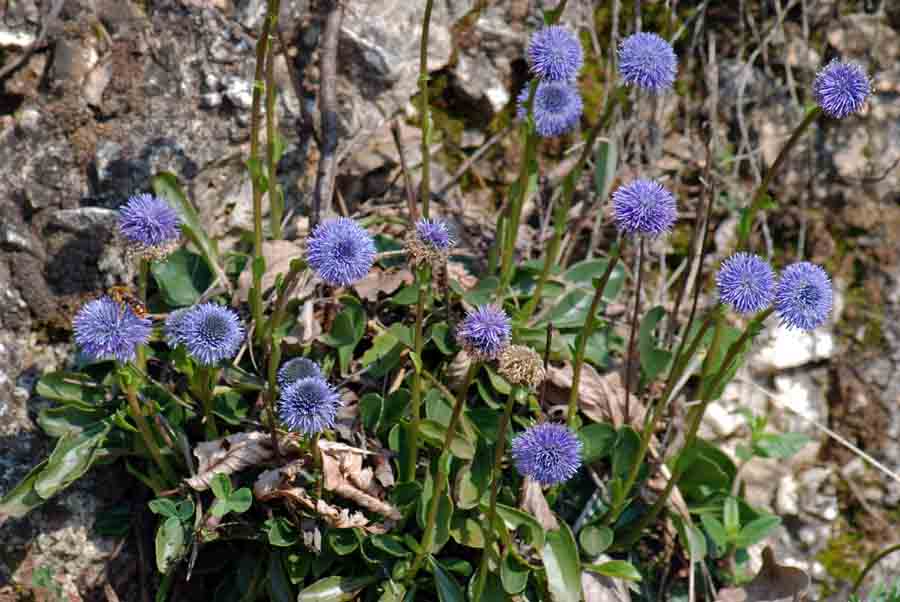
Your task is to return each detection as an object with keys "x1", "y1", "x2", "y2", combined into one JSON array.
[
  {"x1": 266, "y1": 333, "x2": 282, "y2": 461},
  {"x1": 473, "y1": 385, "x2": 522, "y2": 601},
  {"x1": 125, "y1": 379, "x2": 176, "y2": 485},
  {"x1": 851, "y1": 543, "x2": 900, "y2": 595},
  {"x1": 418, "y1": 0, "x2": 434, "y2": 219},
  {"x1": 403, "y1": 266, "x2": 429, "y2": 483},
  {"x1": 265, "y1": 0, "x2": 283, "y2": 239},
  {"x1": 622, "y1": 238, "x2": 645, "y2": 425},
  {"x1": 199, "y1": 366, "x2": 219, "y2": 439},
  {"x1": 566, "y1": 245, "x2": 621, "y2": 426},
  {"x1": 408, "y1": 362, "x2": 479, "y2": 580}
]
